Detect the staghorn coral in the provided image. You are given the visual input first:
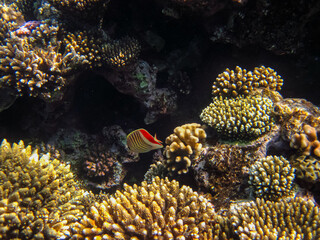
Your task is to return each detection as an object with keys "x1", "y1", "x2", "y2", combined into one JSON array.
[
  {"x1": 200, "y1": 94, "x2": 274, "y2": 141},
  {"x1": 212, "y1": 66, "x2": 283, "y2": 97},
  {"x1": 274, "y1": 98, "x2": 320, "y2": 141},
  {"x1": 0, "y1": 31, "x2": 87, "y2": 101},
  {"x1": 103, "y1": 37, "x2": 141, "y2": 69},
  {"x1": 231, "y1": 197, "x2": 320, "y2": 239},
  {"x1": 290, "y1": 155, "x2": 320, "y2": 183},
  {"x1": 70, "y1": 176, "x2": 216, "y2": 239},
  {"x1": 248, "y1": 155, "x2": 295, "y2": 201},
  {"x1": 0, "y1": 139, "x2": 85, "y2": 239},
  {"x1": 0, "y1": 3, "x2": 25, "y2": 44},
  {"x1": 163, "y1": 123, "x2": 207, "y2": 174},
  {"x1": 290, "y1": 124, "x2": 320, "y2": 157}
]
